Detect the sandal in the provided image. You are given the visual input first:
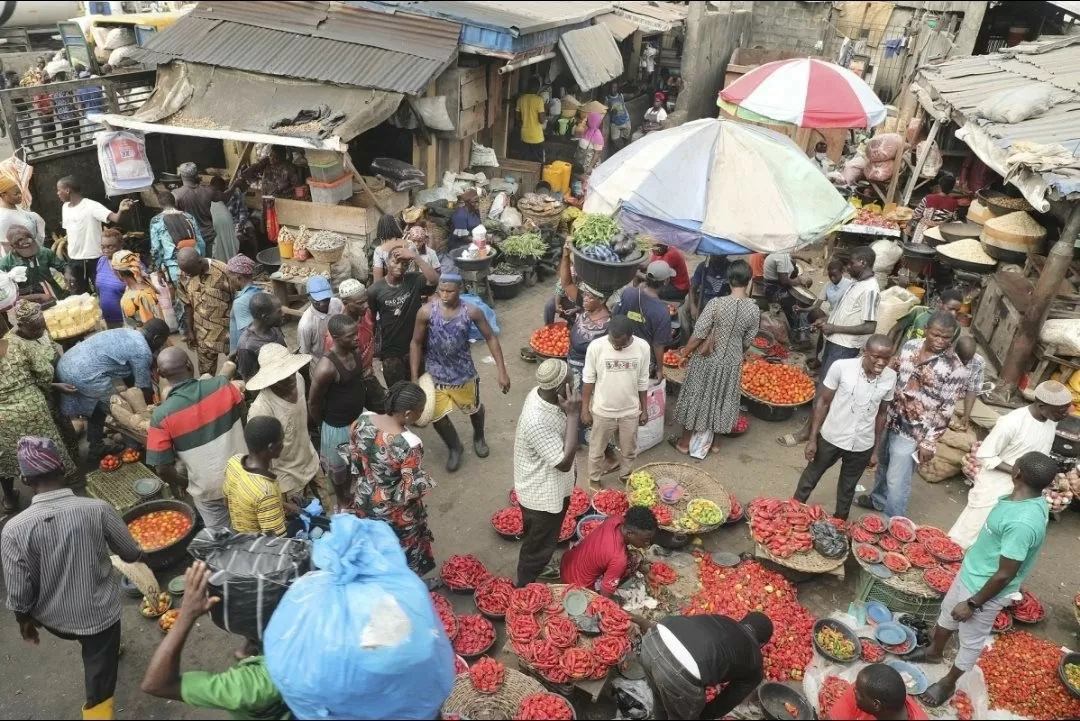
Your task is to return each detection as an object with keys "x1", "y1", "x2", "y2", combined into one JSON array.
[
  {"x1": 519, "y1": 347, "x2": 537, "y2": 363},
  {"x1": 919, "y1": 680, "x2": 956, "y2": 708},
  {"x1": 776, "y1": 434, "x2": 800, "y2": 447},
  {"x1": 667, "y1": 436, "x2": 690, "y2": 455}
]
